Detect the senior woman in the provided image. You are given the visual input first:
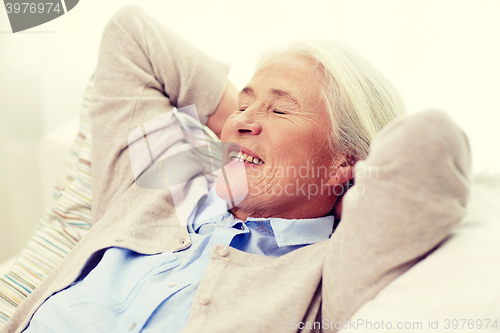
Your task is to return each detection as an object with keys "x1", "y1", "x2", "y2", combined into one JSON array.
[{"x1": 2, "y1": 5, "x2": 471, "y2": 333}]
